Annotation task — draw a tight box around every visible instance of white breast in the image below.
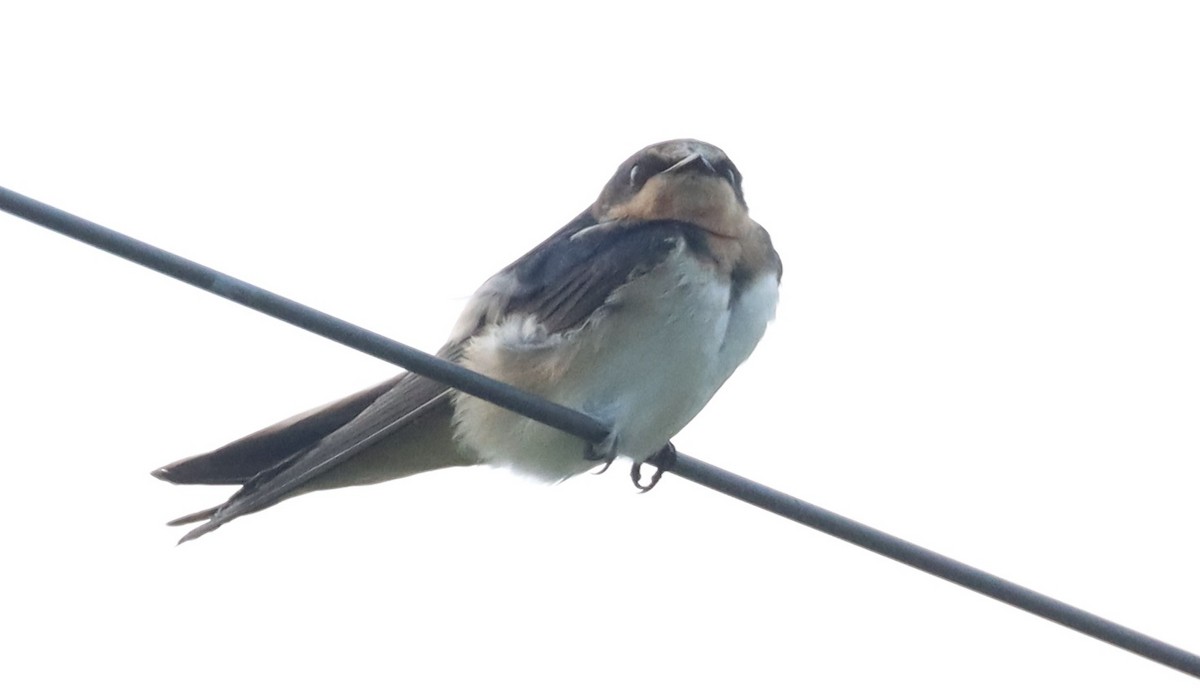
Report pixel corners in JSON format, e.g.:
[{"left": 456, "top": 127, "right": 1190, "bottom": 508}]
[{"left": 452, "top": 240, "right": 779, "bottom": 482}]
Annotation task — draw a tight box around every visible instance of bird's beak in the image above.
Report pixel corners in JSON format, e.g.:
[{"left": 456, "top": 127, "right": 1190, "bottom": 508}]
[{"left": 663, "top": 151, "right": 716, "bottom": 175}]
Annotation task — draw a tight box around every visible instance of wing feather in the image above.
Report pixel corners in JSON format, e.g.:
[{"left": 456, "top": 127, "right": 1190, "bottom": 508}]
[
  {"left": 175, "top": 371, "right": 455, "bottom": 542},
  {"left": 502, "top": 218, "right": 710, "bottom": 335},
  {"left": 152, "top": 376, "right": 400, "bottom": 485}
]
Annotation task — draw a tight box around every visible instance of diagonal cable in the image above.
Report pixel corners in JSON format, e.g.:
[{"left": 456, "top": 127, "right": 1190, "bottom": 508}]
[{"left": 2, "top": 184, "right": 1197, "bottom": 679}]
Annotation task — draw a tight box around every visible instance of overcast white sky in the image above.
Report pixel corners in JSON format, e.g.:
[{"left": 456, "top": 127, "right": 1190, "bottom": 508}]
[{"left": 2, "top": 2, "right": 1198, "bottom": 687}]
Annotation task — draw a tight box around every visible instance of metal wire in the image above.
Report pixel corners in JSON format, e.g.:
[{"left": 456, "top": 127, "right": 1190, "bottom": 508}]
[
  {"left": 3, "top": 184, "right": 1198, "bottom": 679},
  {"left": 0, "top": 186, "right": 610, "bottom": 446}
]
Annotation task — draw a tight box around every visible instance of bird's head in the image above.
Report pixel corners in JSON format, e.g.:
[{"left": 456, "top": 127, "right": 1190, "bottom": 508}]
[{"left": 592, "top": 139, "right": 751, "bottom": 239}]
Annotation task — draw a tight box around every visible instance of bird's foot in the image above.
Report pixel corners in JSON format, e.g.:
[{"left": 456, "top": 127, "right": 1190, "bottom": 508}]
[{"left": 631, "top": 442, "right": 677, "bottom": 492}]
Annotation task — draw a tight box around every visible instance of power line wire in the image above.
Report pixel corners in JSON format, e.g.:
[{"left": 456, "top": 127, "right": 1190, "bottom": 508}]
[{"left": 3, "top": 184, "right": 1197, "bottom": 679}]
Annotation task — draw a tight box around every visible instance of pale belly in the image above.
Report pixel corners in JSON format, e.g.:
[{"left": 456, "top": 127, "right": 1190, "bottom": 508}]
[{"left": 451, "top": 249, "right": 778, "bottom": 482}]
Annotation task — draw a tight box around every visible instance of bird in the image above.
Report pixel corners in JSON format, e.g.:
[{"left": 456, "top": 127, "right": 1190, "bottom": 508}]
[{"left": 153, "top": 139, "right": 782, "bottom": 543}]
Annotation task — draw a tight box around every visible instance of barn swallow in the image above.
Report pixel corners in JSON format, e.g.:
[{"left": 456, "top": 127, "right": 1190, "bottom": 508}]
[{"left": 153, "top": 139, "right": 782, "bottom": 543}]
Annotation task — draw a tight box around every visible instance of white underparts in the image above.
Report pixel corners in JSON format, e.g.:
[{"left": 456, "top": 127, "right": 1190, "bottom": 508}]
[{"left": 451, "top": 242, "right": 779, "bottom": 482}]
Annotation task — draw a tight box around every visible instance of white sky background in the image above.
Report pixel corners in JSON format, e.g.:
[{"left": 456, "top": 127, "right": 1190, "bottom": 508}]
[{"left": 2, "top": 2, "right": 1198, "bottom": 686}]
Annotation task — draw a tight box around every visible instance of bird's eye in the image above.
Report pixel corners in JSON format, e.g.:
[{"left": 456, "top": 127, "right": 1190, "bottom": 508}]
[
  {"left": 628, "top": 158, "right": 668, "bottom": 190},
  {"left": 725, "top": 168, "right": 737, "bottom": 188}
]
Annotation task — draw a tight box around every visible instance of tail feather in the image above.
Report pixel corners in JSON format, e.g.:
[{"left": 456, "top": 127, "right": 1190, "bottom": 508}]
[
  {"left": 177, "top": 519, "right": 224, "bottom": 545},
  {"left": 165, "top": 506, "right": 220, "bottom": 527},
  {"left": 158, "top": 374, "right": 476, "bottom": 542},
  {"left": 152, "top": 376, "right": 400, "bottom": 486}
]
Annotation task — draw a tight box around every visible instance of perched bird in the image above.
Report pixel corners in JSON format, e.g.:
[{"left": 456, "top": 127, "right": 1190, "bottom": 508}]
[{"left": 154, "top": 139, "right": 782, "bottom": 542}]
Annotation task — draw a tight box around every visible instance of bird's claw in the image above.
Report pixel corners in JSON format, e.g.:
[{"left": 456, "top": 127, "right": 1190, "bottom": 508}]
[
  {"left": 586, "top": 431, "right": 619, "bottom": 475},
  {"left": 631, "top": 442, "right": 677, "bottom": 492},
  {"left": 591, "top": 456, "right": 617, "bottom": 475}
]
